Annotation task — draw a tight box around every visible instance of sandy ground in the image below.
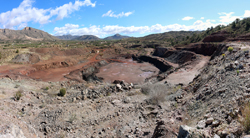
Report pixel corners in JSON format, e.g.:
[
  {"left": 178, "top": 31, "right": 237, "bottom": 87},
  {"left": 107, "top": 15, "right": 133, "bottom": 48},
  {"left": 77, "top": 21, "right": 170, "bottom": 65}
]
[
  {"left": 164, "top": 55, "right": 210, "bottom": 85},
  {"left": 96, "top": 59, "right": 159, "bottom": 84}
]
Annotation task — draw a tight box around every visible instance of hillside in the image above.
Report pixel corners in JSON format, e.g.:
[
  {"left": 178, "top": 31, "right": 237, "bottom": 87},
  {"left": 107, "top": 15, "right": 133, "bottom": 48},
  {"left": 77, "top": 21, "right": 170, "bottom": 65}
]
[
  {"left": 104, "top": 34, "right": 130, "bottom": 40},
  {"left": 73, "top": 35, "right": 101, "bottom": 41},
  {"left": 0, "top": 27, "right": 59, "bottom": 41},
  {"left": 55, "top": 35, "right": 80, "bottom": 40}
]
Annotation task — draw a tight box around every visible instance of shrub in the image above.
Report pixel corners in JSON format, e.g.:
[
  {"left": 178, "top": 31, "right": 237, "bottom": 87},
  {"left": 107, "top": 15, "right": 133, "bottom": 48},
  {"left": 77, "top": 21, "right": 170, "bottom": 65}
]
[
  {"left": 59, "top": 88, "right": 66, "bottom": 97},
  {"left": 69, "top": 114, "right": 77, "bottom": 123},
  {"left": 228, "top": 47, "right": 234, "bottom": 53},
  {"left": 45, "top": 87, "right": 49, "bottom": 90},
  {"left": 222, "top": 53, "right": 225, "bottom": 57},
  {"left": 15, "top": 90, "right": 23, "bottom": 100},
  {"left": 237, "top": 70, "right": 240, "bottom": 75},
  {"left": 16, "top": 49, "right": 19, "bottom": 53}
]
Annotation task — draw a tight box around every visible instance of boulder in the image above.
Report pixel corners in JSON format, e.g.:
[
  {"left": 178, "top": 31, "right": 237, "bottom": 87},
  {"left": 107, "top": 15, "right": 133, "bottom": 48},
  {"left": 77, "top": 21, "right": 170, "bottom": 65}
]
[
  {"left": 178, "top": 125, "right": 191, "bottom": 138},
  {"left": 152, "top": 120, "right": 177, "bottom": 138},
  {"left": 206, "top": 117, "right": 214, "bottom": 125},
  {"left": 197, "top": 120, "right": 206, "bottom": 129}
]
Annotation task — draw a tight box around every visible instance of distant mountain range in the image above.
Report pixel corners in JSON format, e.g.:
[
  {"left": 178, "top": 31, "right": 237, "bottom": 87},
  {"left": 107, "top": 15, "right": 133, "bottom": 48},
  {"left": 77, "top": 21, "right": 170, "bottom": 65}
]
[
  {"left": 103, "top": 34, "right": 130, "bottom": 40},
  {"left": 0, "top": 27, "right": 59, "bottom": 41},
  {"left": 74, "top": 35, "right": 101, "bottom": 41},
  {"left": 55, "top": 34, "right": 79, "bottom": 40},
  {"left": 0, "top": 27, "right": 201, "bottom": 42},
  {"left": 55, "top": 34, "right": 130, "bottom": 41}
]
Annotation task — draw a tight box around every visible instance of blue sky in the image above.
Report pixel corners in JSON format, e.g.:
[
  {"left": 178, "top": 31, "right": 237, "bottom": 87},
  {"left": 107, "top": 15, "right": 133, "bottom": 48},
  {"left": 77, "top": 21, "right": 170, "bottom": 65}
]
[{"left": 1, "top": 0, "right": 250, "bottom": 38}]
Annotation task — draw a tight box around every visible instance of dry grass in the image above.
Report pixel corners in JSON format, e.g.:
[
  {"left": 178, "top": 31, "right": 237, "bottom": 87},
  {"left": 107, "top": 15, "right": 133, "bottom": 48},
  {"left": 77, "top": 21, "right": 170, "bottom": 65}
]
[
  {"left": 241, "top": 103, "right": 250, "bottom": 133},
  {"left": 14, "top": 89, "right": 23, "bottom": 101},
  {"left": 141, "top": 83, "right": 170, "bottom": 105}
]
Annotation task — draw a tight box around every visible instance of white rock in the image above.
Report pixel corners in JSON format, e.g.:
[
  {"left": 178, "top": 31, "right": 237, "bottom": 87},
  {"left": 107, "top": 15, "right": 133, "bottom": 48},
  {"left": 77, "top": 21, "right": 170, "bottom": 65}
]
[
  {"left": 197, "top": 120, "right": 206, "bottom": 129},
  {"left": 214, "top": 134, "right": 220, "bottom": 138},
  {"left": 116, "top": 84, "right": 122, "bottom": 89},
  {"left": 206, "top": 117, "right": 213, "bottom": 125}
]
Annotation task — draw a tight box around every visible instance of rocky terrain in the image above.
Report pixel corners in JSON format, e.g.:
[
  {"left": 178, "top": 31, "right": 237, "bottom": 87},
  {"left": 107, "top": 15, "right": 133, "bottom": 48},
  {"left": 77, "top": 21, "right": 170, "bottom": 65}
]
[{"left": 1, "top": 19, "right": 250, "bottom": 138}]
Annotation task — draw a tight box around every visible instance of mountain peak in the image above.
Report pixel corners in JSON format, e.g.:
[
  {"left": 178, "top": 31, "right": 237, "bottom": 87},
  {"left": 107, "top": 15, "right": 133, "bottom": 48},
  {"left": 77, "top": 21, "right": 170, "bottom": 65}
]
[
  {"left": 22, "top": 27, "right": 33, "bottom": 31},
  {"left": 104, "top": 34, "right": 130, "bottom": 40},
  {"left": 114, "top": 34, "right": 121, "bottom": 36}
]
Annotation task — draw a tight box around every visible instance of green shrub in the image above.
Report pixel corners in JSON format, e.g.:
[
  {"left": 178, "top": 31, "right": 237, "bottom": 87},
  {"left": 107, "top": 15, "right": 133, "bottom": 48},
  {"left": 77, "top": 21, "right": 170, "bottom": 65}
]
[
  {"left": 237, "top": 70, "right": 240, "bottom": 75},
  {"left": 228, "top": 47, "right": 234, "bottom": 52},
  {"left": 45, "top": 87, "right": 49, "bottom": 90},
  {"left": 15, "top": 90, "right": 23, "bottom": 100},
  {"left": 59, "top": 88, "right": 66, "bottom": 97},
  {"left": 16, "top": 49, "right": 19, "bottom": 53}
]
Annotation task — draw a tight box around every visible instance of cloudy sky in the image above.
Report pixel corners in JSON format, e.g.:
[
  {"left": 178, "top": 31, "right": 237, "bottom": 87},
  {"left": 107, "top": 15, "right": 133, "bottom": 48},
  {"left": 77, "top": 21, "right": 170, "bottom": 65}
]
[{"left": 0, "top": 0, "right": 250, "bottom": 38}]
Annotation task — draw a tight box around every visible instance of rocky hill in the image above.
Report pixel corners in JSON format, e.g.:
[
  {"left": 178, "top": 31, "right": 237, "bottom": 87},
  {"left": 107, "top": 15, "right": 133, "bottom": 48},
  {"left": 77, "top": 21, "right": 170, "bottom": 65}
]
[
  {"left": 104, "top": 34, "right": 130, "bottom": 40},
  {"left": 0, "top": 27, "right": 59, "bottom": 41}
]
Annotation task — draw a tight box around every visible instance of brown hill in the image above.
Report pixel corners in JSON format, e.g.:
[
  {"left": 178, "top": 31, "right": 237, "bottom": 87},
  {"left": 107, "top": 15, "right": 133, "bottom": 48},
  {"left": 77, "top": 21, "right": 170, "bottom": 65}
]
[{"left": 0, "top": 27, "right": 59, "bottom": 41}]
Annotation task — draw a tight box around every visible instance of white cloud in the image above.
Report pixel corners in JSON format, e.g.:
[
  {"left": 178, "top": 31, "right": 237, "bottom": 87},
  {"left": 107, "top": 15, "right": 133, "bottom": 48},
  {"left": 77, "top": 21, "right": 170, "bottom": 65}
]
[
  {"left": 0, "top": 0, "right": 95, "bottom": 29},
  {"left": 182, "top": 16, "right": 194, "bottom": 21},
  {"left": 244, "top": 10, "right": 250, "bottom": 17},
  {"left": 53, "top": 19, "right": 222, "bottom": 37},
  {"left": 102, "top": 10, "right": 134, "bottom": 18},
  {"left": 218, "top": 12, "right": 241, "bottom": 23},
  {"left": 200, "top": 17, "right": 204, "bottom": 19}
]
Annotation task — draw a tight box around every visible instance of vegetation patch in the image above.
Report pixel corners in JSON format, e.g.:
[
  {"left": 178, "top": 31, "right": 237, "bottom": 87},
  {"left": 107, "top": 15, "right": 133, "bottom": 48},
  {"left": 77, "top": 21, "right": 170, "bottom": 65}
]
[
  {"left": 228, "top": 47, "right": 234, "bottom": 53},
  {"left": 58, "top": 88, "right": 66, "bottom": 97},
  {"left": 14, "top": 90, "right": 23, "bottom": 101}
]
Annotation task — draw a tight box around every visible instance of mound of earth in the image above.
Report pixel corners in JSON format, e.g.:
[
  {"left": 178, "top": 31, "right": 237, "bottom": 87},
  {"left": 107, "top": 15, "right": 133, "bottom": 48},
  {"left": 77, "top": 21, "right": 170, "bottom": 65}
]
[{"left": 12, "top": 53, "right": 40, "bottom": 64}]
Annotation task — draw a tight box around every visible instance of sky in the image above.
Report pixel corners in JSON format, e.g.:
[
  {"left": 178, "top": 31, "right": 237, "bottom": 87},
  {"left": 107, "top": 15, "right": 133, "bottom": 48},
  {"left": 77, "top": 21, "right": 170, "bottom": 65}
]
[{"left": 0, "top": 0, "right": 250, "bottom": 38}]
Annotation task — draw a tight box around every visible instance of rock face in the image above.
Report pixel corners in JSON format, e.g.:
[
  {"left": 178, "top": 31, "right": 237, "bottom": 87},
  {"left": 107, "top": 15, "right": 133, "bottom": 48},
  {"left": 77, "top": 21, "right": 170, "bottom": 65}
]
[
  {"left": 163, "top": 50, "right": 196, "bottom": 64},
  {"left": 132, "top": 55, "right": 172, "bottom": 72},
  {"left": 230, "top": 33, "right": 250, "bottom": 41},
  {"left": 81, "top": 60, "right": 108, "bottom": 82},
  {"left": 12, "top": 53, "right": 40, "bottom": 64},
  {"left": 202, "top": 31, "right": 229, "bottom": 42},
  {"left": 175, "top": 43, "right": 219, "bottom": 56}
]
